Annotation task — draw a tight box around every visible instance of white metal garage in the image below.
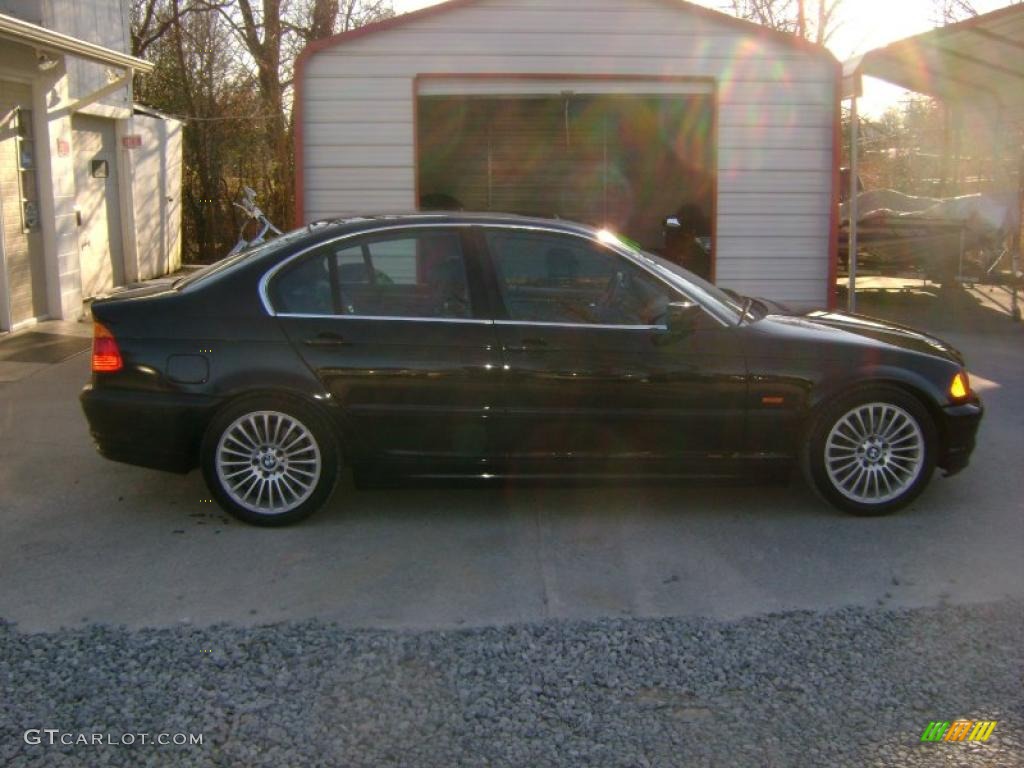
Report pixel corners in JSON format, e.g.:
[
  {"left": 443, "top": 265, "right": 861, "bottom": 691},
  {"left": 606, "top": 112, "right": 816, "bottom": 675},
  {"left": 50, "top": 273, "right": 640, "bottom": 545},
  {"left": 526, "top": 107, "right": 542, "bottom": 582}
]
[{"left": 296, "top": 0, "right": 840, "bottom": 308}]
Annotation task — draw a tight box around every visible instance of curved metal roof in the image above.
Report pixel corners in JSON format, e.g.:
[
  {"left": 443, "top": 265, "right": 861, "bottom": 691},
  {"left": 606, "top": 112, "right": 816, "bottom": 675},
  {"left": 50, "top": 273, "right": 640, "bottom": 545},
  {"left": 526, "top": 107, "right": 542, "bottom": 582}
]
[{"left": 843, "top": 3, "right": 1024, "bottom": 124}]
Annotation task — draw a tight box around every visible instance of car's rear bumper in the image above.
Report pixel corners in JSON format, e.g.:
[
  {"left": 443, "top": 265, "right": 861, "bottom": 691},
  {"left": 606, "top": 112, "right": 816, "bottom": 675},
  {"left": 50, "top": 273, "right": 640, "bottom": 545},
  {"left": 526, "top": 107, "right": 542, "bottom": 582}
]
[
  {"left": 939, "top": 400, "right": 983, "bottom": 476},
  {"left": 80, "top": 385, "right": 221, "bottom": 473}
]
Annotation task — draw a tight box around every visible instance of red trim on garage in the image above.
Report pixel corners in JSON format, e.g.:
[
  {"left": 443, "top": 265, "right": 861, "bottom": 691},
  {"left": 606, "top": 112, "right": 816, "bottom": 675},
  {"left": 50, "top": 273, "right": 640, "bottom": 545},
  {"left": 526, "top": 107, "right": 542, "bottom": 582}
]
[
  {"left": 411, "top": 77, "right": 421, "bottom": 210},
  {"left": 299, "top": 0, "right": 834, "bottom": 64},
  {"left": 827, "top": 59, "right": 842, "bottom": 311},
  {"left": 709, "top": 84, "right": 719, "bottom": 284},
  {"left": 294, "top": 45, "right": 307, "bottom": 226},
  {"left": 415, "top": 72, "right": 719, "bottom": 84}
]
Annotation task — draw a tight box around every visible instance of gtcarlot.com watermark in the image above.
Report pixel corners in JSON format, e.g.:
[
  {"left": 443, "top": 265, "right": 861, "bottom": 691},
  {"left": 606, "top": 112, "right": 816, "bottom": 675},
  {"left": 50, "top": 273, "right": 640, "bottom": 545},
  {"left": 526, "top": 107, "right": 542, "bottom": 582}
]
[{"left": 24, "top": 729, "right": 203, "bottom": 747}]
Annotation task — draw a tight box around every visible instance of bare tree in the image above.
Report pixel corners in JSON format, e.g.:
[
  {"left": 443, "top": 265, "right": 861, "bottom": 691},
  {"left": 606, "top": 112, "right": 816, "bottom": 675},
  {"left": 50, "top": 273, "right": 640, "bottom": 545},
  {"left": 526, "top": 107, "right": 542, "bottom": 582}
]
[
  {"left": 811, "top": 0, "right": 842, "bottom": 45},
  {"left": 934, "top": 0, "right": 979, "bottom": 23},
  {"left": 132, "top": 0, "right": 394, "bottom": 259},
  {"left": 724, "top": 0, "right": 843, "bottom": 44},
  {"left": 934, "top": 0, "right": 1022, "bottom": 24},
  {"left": 130, "top": 0, "right": 230, "bottom": 57},
  {"left": 192, "top": 0, "right": 393, "bottom": 228}
]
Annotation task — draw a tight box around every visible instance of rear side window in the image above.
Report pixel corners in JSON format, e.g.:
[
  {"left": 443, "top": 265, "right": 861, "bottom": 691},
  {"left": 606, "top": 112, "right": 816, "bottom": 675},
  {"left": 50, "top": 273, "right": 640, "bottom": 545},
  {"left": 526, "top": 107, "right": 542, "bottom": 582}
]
[
  {"left": 273, "top": 254, "right": 334, "bottom": 315},
  {"left": 272, "top": 231, "right": 472, "bottom": 319}
]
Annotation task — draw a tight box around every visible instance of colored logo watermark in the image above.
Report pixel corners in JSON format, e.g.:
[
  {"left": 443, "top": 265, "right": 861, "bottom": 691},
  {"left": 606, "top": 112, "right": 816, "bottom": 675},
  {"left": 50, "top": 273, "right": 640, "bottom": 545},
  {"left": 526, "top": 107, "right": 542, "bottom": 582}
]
[{"left": 921, "top": 720, "right": 997, "bottom": 742}]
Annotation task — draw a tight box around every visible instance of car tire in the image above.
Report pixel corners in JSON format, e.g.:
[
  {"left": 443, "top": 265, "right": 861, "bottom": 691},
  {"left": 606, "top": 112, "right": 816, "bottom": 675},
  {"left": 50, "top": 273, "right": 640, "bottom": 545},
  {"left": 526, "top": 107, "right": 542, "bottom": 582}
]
[
  {"left": 200, "top": 395, "right": 339, "bottom": 527},
  {"left": 802, "top": 386, "right": 937, "bottom": 516}
]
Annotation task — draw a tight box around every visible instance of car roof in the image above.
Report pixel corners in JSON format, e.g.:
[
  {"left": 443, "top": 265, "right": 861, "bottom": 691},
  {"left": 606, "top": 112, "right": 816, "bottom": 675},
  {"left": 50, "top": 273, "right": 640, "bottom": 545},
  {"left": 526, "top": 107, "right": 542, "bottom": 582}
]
[{"left": 304, "top": 212, "right": 601, "bottom": 239}]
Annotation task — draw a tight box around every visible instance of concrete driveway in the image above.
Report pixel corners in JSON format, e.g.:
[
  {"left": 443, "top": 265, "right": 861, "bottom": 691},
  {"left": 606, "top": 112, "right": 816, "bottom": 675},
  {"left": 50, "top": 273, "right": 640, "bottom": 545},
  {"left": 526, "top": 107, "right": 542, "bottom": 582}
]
[{"left": 1, "top": 305, "right": 1022, "bottom": 633}]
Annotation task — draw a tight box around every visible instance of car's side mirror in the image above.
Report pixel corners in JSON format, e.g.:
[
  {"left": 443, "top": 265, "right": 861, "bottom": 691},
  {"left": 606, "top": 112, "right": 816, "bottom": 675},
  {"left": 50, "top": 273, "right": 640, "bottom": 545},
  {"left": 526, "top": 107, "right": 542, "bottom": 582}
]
[
  {"left": 655, "top": 300, "right": 702, "bottom": 345},
  {"left": 667, "top": 300, "right": 702, "bottom": 328}
]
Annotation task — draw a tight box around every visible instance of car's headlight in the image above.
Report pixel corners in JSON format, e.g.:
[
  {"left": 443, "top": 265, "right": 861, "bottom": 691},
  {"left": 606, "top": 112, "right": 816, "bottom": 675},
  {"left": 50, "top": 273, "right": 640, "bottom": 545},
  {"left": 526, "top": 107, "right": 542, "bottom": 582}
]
[{"left": 949, "top": 370, "right": 971, "bottom": 401}]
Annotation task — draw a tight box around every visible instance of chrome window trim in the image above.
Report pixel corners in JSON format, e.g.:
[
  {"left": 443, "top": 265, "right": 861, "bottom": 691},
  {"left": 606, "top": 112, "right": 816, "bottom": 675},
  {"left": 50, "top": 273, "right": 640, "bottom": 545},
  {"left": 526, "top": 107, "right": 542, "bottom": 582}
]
[
  {"left": 495, "top": 320, "right": 666, "bottom": 332},
  {"left": 258, "top": 221, "right": 729, "bottom": 328},
  {"left": 275, "top": 313, "right": 493, "bottom": 325},
  {"left": 259, "top": 223, "right": 476, "bottom": 317}
]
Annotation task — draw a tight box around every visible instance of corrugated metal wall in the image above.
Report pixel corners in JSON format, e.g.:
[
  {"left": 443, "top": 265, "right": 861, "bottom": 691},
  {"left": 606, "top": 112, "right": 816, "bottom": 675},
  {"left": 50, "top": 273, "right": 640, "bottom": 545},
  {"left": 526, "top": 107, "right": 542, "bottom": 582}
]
[{"left": 300, "top": 0, "right": 837, "bottom": 307}]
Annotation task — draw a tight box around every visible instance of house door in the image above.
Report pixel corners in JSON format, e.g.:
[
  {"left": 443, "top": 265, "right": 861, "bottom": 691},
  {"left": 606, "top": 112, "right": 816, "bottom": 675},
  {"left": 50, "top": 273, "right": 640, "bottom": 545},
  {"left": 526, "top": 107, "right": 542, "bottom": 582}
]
[
  {"left": 0, "top": 83, "right": 47, "bottom": 329},
  {"left": 73, "top": 115, "right": 124, "bottom": 298},
  {"left": 163, "top": 119, "right": 183, "bottom": 271}
]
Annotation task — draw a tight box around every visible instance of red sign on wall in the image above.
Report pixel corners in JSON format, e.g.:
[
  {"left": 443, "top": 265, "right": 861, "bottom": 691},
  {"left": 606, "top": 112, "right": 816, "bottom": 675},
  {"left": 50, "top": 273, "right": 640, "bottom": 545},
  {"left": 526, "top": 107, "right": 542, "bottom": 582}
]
[
  {"left": 121, "top": 135, "right": 142, "bottom": 149},
  {"left": 56, "top": 138, "right": 70, "bottom": 157}
]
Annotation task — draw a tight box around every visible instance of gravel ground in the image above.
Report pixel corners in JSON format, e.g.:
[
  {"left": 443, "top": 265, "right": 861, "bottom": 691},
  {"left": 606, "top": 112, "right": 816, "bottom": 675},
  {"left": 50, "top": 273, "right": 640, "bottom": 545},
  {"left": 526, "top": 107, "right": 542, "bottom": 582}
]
[{"left": 1, "top": 601, "right": 1021, "bottom": 767}]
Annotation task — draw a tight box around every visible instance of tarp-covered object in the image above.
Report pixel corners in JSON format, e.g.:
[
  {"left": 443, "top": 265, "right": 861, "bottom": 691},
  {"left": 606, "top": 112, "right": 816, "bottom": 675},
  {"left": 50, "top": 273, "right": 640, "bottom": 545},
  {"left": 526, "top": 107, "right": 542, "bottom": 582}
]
[
  {"left": 840, "top": 190, "right": 1020, "bottom": 244},
  {"left": 842, "top": 4, "right": 1022, "bottom": 316}
]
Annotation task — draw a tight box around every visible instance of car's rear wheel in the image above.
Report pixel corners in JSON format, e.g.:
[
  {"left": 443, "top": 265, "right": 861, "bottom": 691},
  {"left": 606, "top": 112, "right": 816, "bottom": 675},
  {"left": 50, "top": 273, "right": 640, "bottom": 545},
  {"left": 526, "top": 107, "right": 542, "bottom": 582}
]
[
  {"left": 201, "top": 396, "right": 338, "bottom": 526},
  {"left": 803, "top": 387, "right": 937, "bottom": 516}
]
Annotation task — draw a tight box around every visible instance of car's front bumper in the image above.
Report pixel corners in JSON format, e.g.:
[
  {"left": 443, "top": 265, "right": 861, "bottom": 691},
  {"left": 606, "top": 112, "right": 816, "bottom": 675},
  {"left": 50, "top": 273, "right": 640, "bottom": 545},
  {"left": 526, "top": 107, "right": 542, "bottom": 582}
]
[
  {"left": 939, "top": 400, "right": 983, "bottom": 476},
  {"left": 80, "top": 385, "right": 221, "bottom": 473}
]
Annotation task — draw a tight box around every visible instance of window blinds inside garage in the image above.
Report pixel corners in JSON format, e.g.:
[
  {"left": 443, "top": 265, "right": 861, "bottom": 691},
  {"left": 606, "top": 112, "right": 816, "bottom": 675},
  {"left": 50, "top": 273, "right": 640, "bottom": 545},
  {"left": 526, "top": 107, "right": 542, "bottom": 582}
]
[{"left": 416, "top": 91, "right": 714, "bottom": 252}]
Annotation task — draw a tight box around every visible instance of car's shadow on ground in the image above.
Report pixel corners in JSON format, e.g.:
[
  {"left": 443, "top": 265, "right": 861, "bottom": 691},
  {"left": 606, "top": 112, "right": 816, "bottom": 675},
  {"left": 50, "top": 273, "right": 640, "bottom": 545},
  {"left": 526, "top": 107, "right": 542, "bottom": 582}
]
[
  {"left": 320, "top": 471, "right": 845, "bottom": 526},
  {"left": 129, "top": 460, "right": 969, "bottom": 534}
]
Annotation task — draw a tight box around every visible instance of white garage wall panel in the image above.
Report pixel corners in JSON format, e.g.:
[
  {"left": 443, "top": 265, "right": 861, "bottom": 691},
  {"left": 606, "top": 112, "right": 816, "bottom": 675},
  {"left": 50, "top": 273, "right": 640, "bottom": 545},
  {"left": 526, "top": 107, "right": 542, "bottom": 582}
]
[{"left": 300, "top": 0, "right": 838, "bottom": 307}]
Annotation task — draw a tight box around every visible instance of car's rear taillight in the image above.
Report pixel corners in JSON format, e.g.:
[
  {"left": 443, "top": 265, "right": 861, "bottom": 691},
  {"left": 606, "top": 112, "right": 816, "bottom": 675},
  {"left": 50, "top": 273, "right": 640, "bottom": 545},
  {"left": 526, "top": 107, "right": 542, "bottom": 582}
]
[{"left": 92, "top": 322, "right": 123, "bottom": 373}]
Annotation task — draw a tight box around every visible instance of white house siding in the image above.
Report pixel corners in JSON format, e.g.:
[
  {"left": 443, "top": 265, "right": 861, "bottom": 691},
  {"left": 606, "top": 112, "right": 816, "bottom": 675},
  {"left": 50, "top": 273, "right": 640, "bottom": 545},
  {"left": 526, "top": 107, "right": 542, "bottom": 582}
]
[{"left": 300, "top": 0, "right": 838, "bottom": 307}]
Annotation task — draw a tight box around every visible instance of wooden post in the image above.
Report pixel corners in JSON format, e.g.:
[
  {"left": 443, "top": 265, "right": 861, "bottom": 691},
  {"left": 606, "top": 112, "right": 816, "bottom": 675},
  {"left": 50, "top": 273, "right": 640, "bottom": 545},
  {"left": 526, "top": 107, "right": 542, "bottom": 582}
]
[{"left": 941, "top": 104, "right": 952, "bottom": 196}]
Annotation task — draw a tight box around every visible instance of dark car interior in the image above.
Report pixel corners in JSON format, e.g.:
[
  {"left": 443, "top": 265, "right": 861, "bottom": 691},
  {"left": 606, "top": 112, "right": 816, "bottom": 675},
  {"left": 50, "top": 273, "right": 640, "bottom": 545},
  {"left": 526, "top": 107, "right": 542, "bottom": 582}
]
[
  {"left": 487, "top": 232, "right": 671, "bottom": 326},
  {"left": 273, "top": 232, "right": 472, "bottom": 319},
  {"left": 271, "top": 229, "right": 671, "bottom": 326}
]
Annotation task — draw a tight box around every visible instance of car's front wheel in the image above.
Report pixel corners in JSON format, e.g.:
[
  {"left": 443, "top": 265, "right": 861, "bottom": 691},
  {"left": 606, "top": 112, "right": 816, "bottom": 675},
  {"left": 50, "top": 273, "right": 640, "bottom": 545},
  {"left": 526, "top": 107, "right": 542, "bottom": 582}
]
[
  {"left": 201, "top": 395, "right": 339, "bottom": 526},
  {"left": 803, "top": 387, "right": 937, "bottom": 516}
]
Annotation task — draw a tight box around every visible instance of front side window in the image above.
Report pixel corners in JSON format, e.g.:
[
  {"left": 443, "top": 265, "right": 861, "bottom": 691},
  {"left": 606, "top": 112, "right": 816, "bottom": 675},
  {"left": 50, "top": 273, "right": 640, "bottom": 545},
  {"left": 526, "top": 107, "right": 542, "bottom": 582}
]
[
  {"left": 272, "top": 231, "right": 472, "bottom": 319},
  {"left": 486, "top": 230, "right": 672, "bottom": 326}
]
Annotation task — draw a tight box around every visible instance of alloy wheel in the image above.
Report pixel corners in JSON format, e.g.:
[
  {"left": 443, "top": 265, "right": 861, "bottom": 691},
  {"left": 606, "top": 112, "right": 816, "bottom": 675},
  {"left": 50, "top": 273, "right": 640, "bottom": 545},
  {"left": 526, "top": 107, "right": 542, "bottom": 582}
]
[
  {"left": 215, "top": 410, "right": 322, "bottom": 515},
  {"left": 824, "top": 402, "right": 925, "bottom": 505}
]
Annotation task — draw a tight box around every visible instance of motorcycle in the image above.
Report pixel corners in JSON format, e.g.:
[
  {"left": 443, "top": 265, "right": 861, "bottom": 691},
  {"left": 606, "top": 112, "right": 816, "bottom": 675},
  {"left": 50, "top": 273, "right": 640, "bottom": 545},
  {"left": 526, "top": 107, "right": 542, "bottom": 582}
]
[{"left": 227, "top": 186, "right": 283, "bottom": 256}]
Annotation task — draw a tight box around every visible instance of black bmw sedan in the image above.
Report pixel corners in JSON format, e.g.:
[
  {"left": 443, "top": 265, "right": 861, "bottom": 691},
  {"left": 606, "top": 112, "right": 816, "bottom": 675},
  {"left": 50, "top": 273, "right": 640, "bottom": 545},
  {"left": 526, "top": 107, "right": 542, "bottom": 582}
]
[{"left": 81, "top": 214, "right": 982, "bottom": 526}]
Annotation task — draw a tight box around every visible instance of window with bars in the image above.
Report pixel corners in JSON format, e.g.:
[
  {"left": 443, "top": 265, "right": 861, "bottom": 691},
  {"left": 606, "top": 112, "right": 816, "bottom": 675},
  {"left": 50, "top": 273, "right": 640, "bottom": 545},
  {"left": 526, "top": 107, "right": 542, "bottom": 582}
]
[{"left": 14, "top": 108, "right": 39, "bottom": 233}]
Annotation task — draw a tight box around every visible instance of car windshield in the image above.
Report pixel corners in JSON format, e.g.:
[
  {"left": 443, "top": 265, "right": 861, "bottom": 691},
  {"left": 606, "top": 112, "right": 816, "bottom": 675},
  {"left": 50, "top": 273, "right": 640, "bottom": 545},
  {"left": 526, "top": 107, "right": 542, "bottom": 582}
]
[{"left": 601, "top": 232, "right": 747, "bottom": 323}]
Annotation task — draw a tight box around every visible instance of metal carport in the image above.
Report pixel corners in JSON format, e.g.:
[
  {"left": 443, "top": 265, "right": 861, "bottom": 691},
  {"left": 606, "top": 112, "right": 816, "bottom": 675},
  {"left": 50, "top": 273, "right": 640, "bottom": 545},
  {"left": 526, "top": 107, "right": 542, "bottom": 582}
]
[{"left": 842, "top": 3, "right": 1024, "bottom": 320}]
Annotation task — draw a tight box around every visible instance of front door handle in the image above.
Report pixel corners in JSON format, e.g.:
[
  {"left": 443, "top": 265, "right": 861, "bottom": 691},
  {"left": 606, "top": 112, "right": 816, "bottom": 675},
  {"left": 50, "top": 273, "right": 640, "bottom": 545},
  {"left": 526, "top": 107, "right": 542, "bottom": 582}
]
[{"left": 304, "top": 332, "right": 348, "bottom": 348}]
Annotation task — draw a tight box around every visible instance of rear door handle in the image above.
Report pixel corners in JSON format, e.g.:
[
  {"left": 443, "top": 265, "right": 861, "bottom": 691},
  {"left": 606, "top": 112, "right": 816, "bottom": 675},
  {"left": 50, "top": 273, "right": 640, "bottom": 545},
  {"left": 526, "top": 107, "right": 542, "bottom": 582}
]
[
  {"left": 304, "top": 332, "right": 348, "bottom": 348},
  {"left": 507, "top": 337, "right": 548, "bottom": 352}
]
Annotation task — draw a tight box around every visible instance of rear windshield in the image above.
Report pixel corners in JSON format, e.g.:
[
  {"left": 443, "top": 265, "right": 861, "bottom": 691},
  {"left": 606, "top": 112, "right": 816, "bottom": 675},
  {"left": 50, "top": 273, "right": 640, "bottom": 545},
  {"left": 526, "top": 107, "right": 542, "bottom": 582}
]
[{"left": 173, "top": 229, "right": 311, "bottom": 290}]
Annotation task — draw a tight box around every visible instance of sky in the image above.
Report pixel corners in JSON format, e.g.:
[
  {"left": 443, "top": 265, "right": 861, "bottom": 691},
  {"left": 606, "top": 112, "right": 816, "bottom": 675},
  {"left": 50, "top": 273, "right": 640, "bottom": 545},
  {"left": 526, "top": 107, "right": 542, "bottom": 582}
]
[{"left": 390, "top": 0, "right": 1014, "bottom": 116}]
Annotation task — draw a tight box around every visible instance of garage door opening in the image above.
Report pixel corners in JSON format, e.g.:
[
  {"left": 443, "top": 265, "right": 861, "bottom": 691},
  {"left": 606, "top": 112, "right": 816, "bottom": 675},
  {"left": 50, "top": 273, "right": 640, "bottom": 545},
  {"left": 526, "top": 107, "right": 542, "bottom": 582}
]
[{"left": 416, "top": 86, "right": 715, "bottom": 278}]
